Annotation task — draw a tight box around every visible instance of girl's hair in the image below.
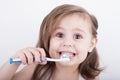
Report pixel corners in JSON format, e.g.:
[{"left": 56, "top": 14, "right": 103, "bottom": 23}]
[{"left": 32, "top": 4, "right": 102, "bottom": 80}]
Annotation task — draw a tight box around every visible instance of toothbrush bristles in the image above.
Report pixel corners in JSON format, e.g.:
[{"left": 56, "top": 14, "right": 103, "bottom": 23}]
[{"left": 60, "top": 54, "right": 70, "bottom": 62}]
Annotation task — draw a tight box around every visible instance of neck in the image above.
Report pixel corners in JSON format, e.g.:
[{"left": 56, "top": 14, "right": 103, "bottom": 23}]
[{"left": 51, "top": 64, "right": 79, "bottom": 80}]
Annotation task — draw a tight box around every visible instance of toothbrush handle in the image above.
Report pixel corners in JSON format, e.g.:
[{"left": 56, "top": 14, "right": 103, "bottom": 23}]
[
  {"left": 10, "top": 58, "right": 22, "bottom": 64},
  {"left": 9, "top": 58, "right": 46, "bottom": 64}
]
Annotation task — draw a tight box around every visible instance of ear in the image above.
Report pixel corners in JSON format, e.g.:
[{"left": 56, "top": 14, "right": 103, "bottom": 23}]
[{"left": 88, "top": 38, "right": 98, "bottom": 52}]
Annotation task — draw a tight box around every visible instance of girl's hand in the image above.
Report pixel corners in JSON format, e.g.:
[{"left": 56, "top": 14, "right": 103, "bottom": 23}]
[{"left": 12, "top": 47, "right": 47, "bottom": 65}]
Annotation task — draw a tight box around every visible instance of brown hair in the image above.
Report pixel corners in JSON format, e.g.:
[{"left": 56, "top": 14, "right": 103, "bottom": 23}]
[{"left": 32, "top": 4, "right": 102, "bottom": 80}]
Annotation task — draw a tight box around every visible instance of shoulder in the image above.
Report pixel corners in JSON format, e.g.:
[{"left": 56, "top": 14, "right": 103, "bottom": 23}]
[
  {"left": 93, "top": 76, "right": 99, "bottom": 80},
  {"left": 88, "top": 76, "right": 99, "bottom": 80},
  {"left": 12, "top": 64, "right": 37, "bottom": 80}
]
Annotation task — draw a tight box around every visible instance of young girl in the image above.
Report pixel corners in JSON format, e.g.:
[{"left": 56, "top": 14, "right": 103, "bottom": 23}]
[{"left": 0, "top": 4, "right": 102, "bottom": 80}]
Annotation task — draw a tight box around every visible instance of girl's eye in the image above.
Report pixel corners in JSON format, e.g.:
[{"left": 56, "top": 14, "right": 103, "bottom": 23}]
[
  {"left": 74, "top": 34, "right": 82, "bottom": 39},
  {"left": 56, "top": 33, "right": 64, "bottom": 38}
]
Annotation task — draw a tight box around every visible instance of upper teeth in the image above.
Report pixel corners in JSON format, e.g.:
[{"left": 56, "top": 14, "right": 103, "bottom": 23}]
[
  {"left": 60, "top": 52, "right": 75, "bottom": 56},
  {"left": 61, "top": 54, "right": 69, "bottom": 58}
]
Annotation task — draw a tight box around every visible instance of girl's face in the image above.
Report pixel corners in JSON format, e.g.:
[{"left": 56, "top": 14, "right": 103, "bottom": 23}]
[{"left": 49, "top": 14, "right": 97, "bottom": 66}]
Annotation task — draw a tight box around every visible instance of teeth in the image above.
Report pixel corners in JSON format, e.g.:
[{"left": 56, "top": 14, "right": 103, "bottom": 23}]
[
  {"left": 59, "top": 52, "right": 76, "bottom": 57},
  {"left": 60, "top": 54, "right": 69, "bottom": 58}
]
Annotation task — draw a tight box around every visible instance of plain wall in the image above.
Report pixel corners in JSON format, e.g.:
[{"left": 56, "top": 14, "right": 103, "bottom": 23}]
[{"left": 0, "top": 0, "right": 120, "bottom": 80}]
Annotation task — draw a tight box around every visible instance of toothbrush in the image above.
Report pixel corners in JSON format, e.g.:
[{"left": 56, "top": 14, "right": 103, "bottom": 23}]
[{"left": 10, "top": 54, "right": 70, "bottom": 64}]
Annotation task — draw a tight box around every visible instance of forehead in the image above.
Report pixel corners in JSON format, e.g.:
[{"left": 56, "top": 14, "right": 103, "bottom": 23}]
[{"left": 56, "top": 13, "right": 92, "bottom": 33}]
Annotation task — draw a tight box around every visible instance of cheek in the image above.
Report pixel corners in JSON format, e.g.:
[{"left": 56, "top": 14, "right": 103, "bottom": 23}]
[
  {"left": 78, "top": 40, "right": 92, "bottom": 51},
  {"left": 82, "top": 53, "right": 88, "bottom": 62},
  {"left": 77, "top": 49, "right": 88, "bottom": 63},
  {"left": 49, "top": 39, "right": 60, "bottom": 57},
  {"left": 76, "top": 43, "right": 90, "bottom": 63},
  {"left": 49, "top": 40, "right": 54, "bottom": 57}
]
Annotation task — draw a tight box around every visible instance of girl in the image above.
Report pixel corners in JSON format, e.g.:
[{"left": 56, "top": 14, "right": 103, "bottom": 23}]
[{"left": 0, "top": 4, "right": 102, "bottom": 80}]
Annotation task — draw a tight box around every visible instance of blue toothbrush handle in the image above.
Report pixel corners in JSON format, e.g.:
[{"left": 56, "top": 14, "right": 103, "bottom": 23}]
[
  {"left": 10, "top": 58, "right": 22, "bottom": 64},
  {"left": 9, "top": 58, "right": 46, "bottom": 64}
]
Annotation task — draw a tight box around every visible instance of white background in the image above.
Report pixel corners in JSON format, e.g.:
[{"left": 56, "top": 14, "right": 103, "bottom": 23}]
[{"left": 0, "top": 0, "right": 120, "bottom": 80}]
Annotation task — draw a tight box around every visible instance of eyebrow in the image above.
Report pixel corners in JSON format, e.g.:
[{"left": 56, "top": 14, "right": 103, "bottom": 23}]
[
  {"left": 73, "top": 28, "right": 87, "bottom": 34},
  {"left": 56, "top": 26, "right": 87, "bottom": 34}
]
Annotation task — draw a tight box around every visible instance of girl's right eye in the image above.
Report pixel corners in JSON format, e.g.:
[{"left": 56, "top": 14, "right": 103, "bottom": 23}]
[{"left": 56, "top": 32, "right": 64, "bottom": 38}]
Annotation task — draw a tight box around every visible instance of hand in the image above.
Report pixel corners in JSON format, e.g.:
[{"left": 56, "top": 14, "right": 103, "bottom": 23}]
[{"left": 12, "top": 47, "right": 47, "bottom": 65}]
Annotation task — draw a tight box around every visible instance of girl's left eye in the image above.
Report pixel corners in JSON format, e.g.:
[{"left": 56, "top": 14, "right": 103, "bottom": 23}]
[{"left": 74, "top": 34, "right": 82, "bottom": 39}]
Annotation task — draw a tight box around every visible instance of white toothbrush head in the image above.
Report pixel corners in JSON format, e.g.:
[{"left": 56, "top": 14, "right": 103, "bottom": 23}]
[{"left": 60, "top": 54, "right": 70, "bottom": 62}]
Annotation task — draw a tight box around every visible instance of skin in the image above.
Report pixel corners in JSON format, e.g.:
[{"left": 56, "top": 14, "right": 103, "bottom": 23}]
[{"left": 0, "top": 14, "right": 97, "bottom": 80}]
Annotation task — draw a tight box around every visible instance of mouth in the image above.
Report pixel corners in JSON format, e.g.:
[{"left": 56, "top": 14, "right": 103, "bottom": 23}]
[{"left": 59, "top": 51, "right": 76, "bottom": 58}]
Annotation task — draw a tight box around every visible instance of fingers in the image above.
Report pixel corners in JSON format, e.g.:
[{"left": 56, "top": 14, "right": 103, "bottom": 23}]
[
  {"left": 36, "top": 48, "right": 47, "bottom": 65},
  {"left": 36, "top": 48, "right": 46, "bottom": 60},
  {"left": 13, "top": 47, "right": 47, "bottom": 65},
  {"left": 23, "top": 48, "right": 34, "bottom": 64},
  {"left": 27, "top": 48, "right": 40, "bottom": 63}
]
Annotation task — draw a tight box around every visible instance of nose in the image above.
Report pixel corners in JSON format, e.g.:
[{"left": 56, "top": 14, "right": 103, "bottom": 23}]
[{"left": 62, "top": 37, "right": 74, "bottom": 47}]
